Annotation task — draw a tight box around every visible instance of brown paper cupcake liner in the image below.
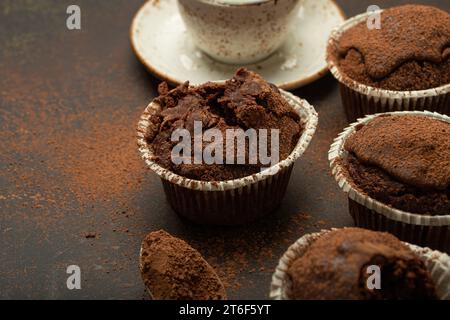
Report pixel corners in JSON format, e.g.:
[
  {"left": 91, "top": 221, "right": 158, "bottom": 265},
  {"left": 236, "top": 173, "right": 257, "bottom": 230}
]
[
  {"left": 327, "top": 11, "right": 450, "bottom": 123},
  {"left": 348, "top": 199, "right": 450, "bottom": 252},
  {"left": 328, "top": 110, "right": 450, "bottom": 252},
  {"left": 137, "top": 89, "right": 318, "bottom": 225},
  {"left": 270, "top": 228, "right": 450, "bottom": 300}
]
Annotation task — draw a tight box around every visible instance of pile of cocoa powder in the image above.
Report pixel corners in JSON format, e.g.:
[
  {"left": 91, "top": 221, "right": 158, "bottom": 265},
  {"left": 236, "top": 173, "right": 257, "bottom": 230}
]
[{"left": 140, "top": 230, "right": 226, "bottom": 300}]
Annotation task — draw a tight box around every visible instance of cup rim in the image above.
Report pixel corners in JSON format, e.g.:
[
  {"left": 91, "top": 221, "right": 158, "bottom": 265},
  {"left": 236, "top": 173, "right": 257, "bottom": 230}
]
[
  {"left": 326, "top": 10, "right": 450, "bottom": 98},
  {"left": 193, "top": 0, "right": 274, "bottom": 7},
  {"left": 328, "top": 110, "right": 450, "bottom": 226},
  {"left": 137, "top": 85, "right": 318, "bottom": 192}
]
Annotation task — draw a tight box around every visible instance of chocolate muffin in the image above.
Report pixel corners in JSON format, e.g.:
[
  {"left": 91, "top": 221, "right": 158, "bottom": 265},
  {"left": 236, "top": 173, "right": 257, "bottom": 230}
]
[
  {"left": 287, "top": 228, "right": 437, "bottom": 300},
  {"left": 341, "top": 115, "right": 450, "bottom": 216},
  {"left": 144, "top": 68, "right": 302, "bottom": 181},
  {"left": 330, "top": 5, "right": 450, "bottom": 91}
]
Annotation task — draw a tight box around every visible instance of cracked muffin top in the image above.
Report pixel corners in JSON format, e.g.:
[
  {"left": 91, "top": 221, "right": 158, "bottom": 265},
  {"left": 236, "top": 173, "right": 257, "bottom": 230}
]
[{"left": 144, "top": 68, "right": 302, "bottom": 181}]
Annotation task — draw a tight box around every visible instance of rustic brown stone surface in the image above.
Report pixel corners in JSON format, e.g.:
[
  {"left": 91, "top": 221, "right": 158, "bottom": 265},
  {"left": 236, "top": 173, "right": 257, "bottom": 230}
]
[{"left": 0, "top": 0, "right": 448, "bottom": 299}]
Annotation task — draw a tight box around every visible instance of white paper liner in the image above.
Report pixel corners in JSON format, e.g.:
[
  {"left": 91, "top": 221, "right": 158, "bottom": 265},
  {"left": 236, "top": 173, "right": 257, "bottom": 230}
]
[
  {"left": 328, "top": 110, "right": 450, "bottom": 227},
  {"left": 270, "top": 228, "right": 450, "bottom": 300},
  {"left": 326, "top": 11, "right": 450, "bottom": 105},
  {"left": 137, "top": 87, "right": 318, "bottom": 191}
]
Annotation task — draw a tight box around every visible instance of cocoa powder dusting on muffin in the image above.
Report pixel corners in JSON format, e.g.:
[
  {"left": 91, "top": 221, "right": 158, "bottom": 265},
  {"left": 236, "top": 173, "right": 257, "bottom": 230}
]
[
  {"left": 331, "top": 5, "right": 450, "bottom": 91},
  {"left": 288, "top": 228, "right": 437, "bottom": 300},
  {"left": 139, "top": 230, "right": 227, "bottom": 300},
  {"left": 342, "top": 115, "right": 450, "bottom": 215},
  {"left": 345, "top": 115, "right": 450, "bottom": 189}
]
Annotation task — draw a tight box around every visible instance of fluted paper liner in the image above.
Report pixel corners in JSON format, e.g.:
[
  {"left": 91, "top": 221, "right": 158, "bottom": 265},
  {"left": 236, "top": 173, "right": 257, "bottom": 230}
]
[
  {"left": 329, "top": 111, "right": 450, "bottom": 251},
  {"left": 270, "top": 228, "right": 450, "bottom": 300},
  {"left": 137, "top": 88, "right": 318, "bottom": 225},
  {"left": 327, "top": 11, "right": 450, "bottom": 122}
]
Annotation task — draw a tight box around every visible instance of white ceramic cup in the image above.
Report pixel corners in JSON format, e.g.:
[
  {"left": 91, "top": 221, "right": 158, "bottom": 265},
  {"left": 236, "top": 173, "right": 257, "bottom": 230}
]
[{"left": 177, "top": 0, "right": 302, "bottom": 65}]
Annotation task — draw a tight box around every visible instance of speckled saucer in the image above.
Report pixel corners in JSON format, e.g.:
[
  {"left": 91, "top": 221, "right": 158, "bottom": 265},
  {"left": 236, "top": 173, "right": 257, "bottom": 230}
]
[{"left": 130, "top": 0, "right": 346, "bottom": 90}]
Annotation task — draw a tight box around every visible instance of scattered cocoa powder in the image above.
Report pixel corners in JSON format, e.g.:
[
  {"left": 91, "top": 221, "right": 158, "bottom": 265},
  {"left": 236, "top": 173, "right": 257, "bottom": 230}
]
[
  {"left": 0, "top": 74, "right": 148, "bottom": 234},
  {"left": 189, "top": 211, "right": 329, "bottom": 291},
  {"left": 0, "top": 55, "right": 337, "bottom": 298},
  {"left": 0, "top": 78, "right": 333, "bottom": 295},
  {"left": 0, "top": 0, "right": 348, "bottom": 299}
]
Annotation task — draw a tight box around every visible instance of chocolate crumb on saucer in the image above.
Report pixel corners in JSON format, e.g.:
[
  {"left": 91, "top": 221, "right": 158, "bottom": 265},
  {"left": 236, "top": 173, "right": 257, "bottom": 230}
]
[
  {"left": 331, "top": 5, "right": 450, "bottom": 91},
  {"left": 287, "top": 228, "right": 437, "bottom": 300},
  {"left": 139, "top": 230, "right": 227, "bottom": 300},
  {"left": 342, "top": 115, "right": 450, "bottom": 216}
]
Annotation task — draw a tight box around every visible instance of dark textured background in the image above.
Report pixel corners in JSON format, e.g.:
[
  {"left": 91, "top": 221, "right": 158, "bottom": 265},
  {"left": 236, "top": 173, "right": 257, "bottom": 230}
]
[{"left": 0, "top": 0, "right": 448, "bottom": 300}]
